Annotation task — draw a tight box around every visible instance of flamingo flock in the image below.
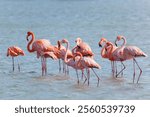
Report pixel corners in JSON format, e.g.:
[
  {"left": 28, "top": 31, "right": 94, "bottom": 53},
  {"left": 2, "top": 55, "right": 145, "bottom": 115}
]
[{"left": 6, "top": 31, "right": 147, "bottom": 86}]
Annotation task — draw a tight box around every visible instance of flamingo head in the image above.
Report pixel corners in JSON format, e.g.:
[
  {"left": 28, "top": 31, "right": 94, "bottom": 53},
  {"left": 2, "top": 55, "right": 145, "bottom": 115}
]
[
  {"left": 75, "top": 37, "right": 82, "bottom": 46},
  {"left": 61, "top": 39, "right": 68, "bottom": 43},
  {"left": 26, "top": 31, "right": 33, "bottom": 41},
  {"left": 115, "top": 35, "right": 124, "bottom": 46},
  {"left": 99, "top": 37, "right": 107, "bottom": 47},
  {"left": 116, "top": 35, "right": 124, "bottom": 41}
]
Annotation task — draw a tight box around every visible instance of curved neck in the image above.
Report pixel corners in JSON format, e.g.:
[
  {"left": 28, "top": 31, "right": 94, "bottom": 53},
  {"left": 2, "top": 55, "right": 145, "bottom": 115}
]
[
  {"left": 107, "top": 43, "right": 114, "bottom": 55},
  {"left": 64, "top": 41, "right": 70, "bottom": 63},
  {"left": 121, "top": 37, "right": 126, "bottom": 47},
  {"left": 27, "top": 32, "right": 35, "bottom": 52},
  {"left": 101, "top": 47, "right": 107, "bottom": 58}
]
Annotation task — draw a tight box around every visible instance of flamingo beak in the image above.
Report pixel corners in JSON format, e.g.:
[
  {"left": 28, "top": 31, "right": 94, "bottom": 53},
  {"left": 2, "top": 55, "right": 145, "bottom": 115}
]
[
  {"left": 26, "top": 35, "right": 29, "bottom": 41},
  {"left": 115, "top": 39, "right": 118, "bottom": 46},
  {"left": 98, "top": 42, "right": 102, "bottom": 47}
]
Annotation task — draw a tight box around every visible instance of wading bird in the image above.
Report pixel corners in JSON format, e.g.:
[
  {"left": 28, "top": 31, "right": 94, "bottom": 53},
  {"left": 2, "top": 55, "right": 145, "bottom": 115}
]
[
  {"left": 26, "top": 31, "right": 59, "bottom": 76},
  {"left": 62, "top": 39, "right": 101, "bottom": 86},
  {"left": 7, "top": 46, "right": 25, "bottom": 71},
  {"left": 114, "top": 35, "right": 147, "bottom": 83}
]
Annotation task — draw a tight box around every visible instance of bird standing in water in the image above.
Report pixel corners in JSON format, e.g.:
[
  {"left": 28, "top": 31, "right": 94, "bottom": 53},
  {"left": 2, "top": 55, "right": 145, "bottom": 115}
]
[{"left": 7, "top": 46, "right": 25, "bottom": 71}]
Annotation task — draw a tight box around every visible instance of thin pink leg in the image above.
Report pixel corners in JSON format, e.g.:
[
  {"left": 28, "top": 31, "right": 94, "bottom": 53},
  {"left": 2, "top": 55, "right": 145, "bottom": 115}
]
[
  {"left": 133, "top": 59, "right": 136, "bottom": 83},
  {"left": 91, "top": 68, "right": 100, "bottom": 87},
  {"left": 133, "top": 58, "right": 142, "bottom": 84},
  {"left": 116, "top": 62, "right": 126, "bottom": 77},
  {"left": 41, "top": 57, "right": 44, "bottom": 76}
]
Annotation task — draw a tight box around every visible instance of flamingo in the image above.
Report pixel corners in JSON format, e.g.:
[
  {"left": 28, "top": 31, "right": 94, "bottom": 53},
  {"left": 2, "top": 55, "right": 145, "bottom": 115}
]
[
  {"left": 62, "top": 39, "right": 101, "bottom": 86},
  {"left": 114, "top": 35, "right": 147, "bottom": 83},
  {"left": 7, "top": 46, "right": 25, "bottom": 71},
  {"left": 72, "top": 37, "right": 94, "bottom": 78},
  {"left": 78, "top": 52, "right": 101, "bottom": 86},
  {"left": 98, "top": 38, "right": 118, "bottom": 76},
  {"left": 26, "top": 31, "right": 58, "bottom": 76},
  {"left": 59, "top": 39, "right": 87, "bottom": 84},
  {"left": 57, "top": 40, "right": 73, "bottom": 74},
  {"left": 72, "top": 37, "right": 94, "bottom": 57}
]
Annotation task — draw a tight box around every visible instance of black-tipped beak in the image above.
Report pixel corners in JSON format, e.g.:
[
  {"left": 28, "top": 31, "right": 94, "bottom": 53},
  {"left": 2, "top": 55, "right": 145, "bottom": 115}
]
[
  {"left": 115, "top": 43, "right": 118, "bottom": 46},
  {"left": 99, "top": 43, "right": 102, "bottom": 47},
  {"left": 26, "top": 35, "right": 29, "bottom": 41}
]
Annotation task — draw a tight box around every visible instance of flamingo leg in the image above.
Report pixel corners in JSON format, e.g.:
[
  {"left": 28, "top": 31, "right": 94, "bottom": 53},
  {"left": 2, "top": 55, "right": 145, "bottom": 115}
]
[
  {"left": 17, "top": 58, "right": 20, "bottom": 72},
  {"left": 41, "top": 57, "right": 44, "bottom": 76},
  {"left": 45, "top": 58, "right": 47, "bottom": 75},
  {"left": 116, "top": 61, "right": 126, "bottom": 78},
  {"left": 63, "top": 61, "right": 65, "bottom": 73},
  {"left": 133, "top": 58, "right": 142, "bottom": 84},
  {"left": 111, "top": 61, "right": 113, "bottom": 73},
  {"left": 12, "top": 57, "right": 15, "bottom": 72},
  {"left": 121, "top": 62, "right": 123, "bottom": 77},
  {"left": 115, "top": 61, "right": 118, "bottom": 76},
  {"left": 112, "top": 61, "right": 115, "bottom": 77},
  {"left": 81, "top": 69, "right": 84, "bottom": 80},
  {"left": 76, "top": 69, "right": 79, "bottom": 84},
  {"left": 82, "top": 70, "right": 88, "bottom": 82},
  {"left": 67, "top": 65, "right": 69, "bottom": 75},
  {"left": 83, "top": 69, "right": 88, "bottom": 84},
  {"left": 59, "top": 59, "right": 61, "bottom": 73},
  {"left": 91, "top": 68, "right": 100, "bottom": 87},
  {"left": 87, "top": 69, "right": 90, "bottom": 86},
  {"left": 133, "top": 59, "right": 136, "bottom": 83}
]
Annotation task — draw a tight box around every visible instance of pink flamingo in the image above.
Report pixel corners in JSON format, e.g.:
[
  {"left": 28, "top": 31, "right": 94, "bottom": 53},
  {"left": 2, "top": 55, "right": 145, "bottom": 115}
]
[
  {"left": 113, "top": 35, "right": 147, "bottom": 83},
  {"left": 26, "top": 31, "right": 58, "bottom": 76},
  {"left": 98, "top": 38, "right": 118, "bottom": 76},
  {"left": 62, "top": 39, "right": 101, "bottom": 86},
  {"left": 72, "top": 37, "right": 94, "bottom": 57},
  {"left": 59, "top": 39, "right": 86, "bottom": 84},
  {"left": 7, "top": 46, "right": 25, "bottom": 71},
  {"left": 57, "top": 40, "right": 73, "bottom": 74},
  {"left": 72, "top": 37, "right": 94, "bottom": 78},
  {"left": 78, "top": 53, "right": 101, "bottom": 86}
]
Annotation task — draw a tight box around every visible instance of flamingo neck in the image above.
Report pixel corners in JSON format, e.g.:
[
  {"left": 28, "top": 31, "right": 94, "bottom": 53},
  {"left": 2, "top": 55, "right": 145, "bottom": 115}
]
[
  {"left": 101, "top": 47, "right": 107, "bottom": 58},
  {"left": 108, "top": 43, "right": 114, "bottom": 55},
  {"left": 64, "top": 41, "right": 69, "bottom": 63},
  {"left": 27, "top": 32, "right": 35, "bottom": 53},
  {"left": 121, "top": 37, "right": 126, "bottom": 47}
]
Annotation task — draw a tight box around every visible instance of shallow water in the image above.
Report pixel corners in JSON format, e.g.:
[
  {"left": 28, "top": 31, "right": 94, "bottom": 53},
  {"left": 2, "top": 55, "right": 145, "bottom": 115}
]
[{"left": 0, "top": 0, "right": 150, "bottom": 99}]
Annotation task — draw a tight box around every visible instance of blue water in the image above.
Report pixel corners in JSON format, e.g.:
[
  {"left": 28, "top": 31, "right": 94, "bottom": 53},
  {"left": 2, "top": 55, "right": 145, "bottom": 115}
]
[{"left": 0, "top": 0, "right": 150, "bottom": 99}]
